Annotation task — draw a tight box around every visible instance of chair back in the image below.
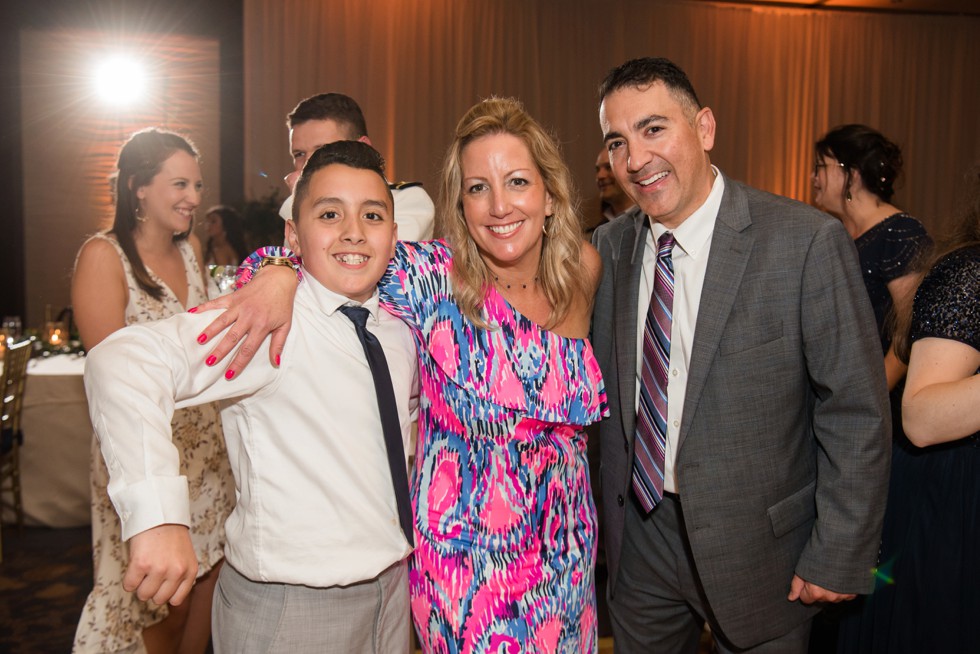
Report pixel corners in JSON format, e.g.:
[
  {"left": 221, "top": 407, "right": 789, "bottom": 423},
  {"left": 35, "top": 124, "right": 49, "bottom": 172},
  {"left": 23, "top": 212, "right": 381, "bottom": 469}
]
[{"left": 1, "top": 338, "right": 34, "bottom": 445}]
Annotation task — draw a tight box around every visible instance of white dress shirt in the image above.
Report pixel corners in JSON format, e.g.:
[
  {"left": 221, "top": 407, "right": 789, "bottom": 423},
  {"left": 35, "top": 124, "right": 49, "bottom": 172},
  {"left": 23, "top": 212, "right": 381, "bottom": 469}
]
[
  {"left": 635, "top": 168, "right": 725, "bottom": 493},
  {"left": 279, "top": 185, "right": 435, "bottom": 241},
  {"left": 85, "top": 275, "right": 419, "bottom": 587}
]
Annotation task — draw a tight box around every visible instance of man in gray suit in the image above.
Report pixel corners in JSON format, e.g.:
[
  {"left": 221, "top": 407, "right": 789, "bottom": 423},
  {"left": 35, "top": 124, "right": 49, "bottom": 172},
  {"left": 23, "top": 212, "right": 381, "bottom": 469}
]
[{"left": 591, "top": 57, "right": 890, "bottom": 653}]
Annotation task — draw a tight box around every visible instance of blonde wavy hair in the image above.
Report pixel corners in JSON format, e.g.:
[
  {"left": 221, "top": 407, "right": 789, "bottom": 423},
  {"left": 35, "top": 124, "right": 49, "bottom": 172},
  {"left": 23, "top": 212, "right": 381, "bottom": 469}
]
[{"left": 438, "top": 97, "right": 584, "bottom": 329}]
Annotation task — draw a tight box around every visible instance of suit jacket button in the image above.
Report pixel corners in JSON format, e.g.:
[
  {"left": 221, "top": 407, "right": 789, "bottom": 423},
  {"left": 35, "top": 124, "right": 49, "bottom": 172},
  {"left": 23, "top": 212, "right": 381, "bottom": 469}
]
[{"left": 617, "top": 494, "right": 624, "bottom": 507}]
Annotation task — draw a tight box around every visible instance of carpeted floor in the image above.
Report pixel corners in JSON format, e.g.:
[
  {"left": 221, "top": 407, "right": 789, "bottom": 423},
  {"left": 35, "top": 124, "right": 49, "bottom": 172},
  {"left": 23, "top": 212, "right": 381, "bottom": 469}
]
[
  {"left": 0, "top": 525, "right": 92, "bottom": 653},
  {"left": 0, "top": 526, "right": 716, "bottom": 654}
]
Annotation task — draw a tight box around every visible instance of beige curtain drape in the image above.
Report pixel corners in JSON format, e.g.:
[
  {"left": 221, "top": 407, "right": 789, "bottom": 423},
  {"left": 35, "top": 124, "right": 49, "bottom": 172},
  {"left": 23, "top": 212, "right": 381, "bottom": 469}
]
[{"left": 244, "top": 0, "right": 980, "bottom": 240}]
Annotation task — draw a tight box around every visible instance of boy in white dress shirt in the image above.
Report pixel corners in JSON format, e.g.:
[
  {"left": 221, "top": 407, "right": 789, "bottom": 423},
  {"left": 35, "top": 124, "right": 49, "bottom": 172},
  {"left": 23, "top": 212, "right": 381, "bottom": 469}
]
[{"left": 84, "top": 141, "right": 418, "bottom": 653}]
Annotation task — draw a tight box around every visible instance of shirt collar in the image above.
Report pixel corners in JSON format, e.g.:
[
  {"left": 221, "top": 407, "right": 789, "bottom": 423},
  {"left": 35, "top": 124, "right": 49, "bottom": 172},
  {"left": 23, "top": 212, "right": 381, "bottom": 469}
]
[
  {"left": 648, "top": 165, "right": 725, "bottom": 261},
  {"left": 298, "top": 269, "right": 382, "bottom": 322}
]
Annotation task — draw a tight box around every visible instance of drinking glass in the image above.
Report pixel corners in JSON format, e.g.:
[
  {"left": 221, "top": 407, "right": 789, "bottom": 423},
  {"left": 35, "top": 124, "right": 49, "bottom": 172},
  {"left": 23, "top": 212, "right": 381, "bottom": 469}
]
[
  {"left": 2, "top": 315, "right": 22, "bottom": 339},
  {"left": 208, "top": 265, "right": 239, "bottom": 298}
]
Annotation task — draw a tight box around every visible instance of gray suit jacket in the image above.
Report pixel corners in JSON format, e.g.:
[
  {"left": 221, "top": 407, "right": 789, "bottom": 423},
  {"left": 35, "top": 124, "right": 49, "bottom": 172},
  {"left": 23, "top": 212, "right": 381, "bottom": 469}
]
[{"left": 591, "top": 175, "right": 891, "bottom": 648}]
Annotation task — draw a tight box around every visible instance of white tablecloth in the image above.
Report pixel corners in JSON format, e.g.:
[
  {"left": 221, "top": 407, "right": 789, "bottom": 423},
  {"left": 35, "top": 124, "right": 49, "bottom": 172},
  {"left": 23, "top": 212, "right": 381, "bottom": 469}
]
[{"left": 17, "top": 354, "right": 92, "bottom": 527}]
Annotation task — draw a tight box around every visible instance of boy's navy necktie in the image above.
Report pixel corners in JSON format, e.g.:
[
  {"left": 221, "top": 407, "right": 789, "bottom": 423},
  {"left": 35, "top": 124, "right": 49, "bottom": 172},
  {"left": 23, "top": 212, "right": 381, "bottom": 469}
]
[{"left": 339, "top": 305, "right": 414, "bottom": 547}]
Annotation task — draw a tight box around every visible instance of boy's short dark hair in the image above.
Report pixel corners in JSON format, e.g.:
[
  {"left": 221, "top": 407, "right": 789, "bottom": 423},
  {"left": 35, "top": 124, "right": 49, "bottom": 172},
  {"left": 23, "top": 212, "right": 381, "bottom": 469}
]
[
  {"left": 292, "top": 141, "right": 392, "bottom": 221},
  {"left": 286, "top": 93, "right": 369, "bottom": 139}
]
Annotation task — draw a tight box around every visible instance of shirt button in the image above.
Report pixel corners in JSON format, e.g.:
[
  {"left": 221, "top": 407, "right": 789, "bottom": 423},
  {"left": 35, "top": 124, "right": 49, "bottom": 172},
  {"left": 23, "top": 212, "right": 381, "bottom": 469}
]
[
  {"left": 672, "top": 369, "right": 679, "bottom": 376},
  {"left": 673, "top": 420, "right": 680, "bottom": 428},
  {"left": 617, "top": 494, "right": 625, "bottom": 507}
]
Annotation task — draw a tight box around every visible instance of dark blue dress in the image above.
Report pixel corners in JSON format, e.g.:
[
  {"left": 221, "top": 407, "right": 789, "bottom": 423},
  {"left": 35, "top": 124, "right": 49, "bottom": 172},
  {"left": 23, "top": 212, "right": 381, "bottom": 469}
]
[
  {"left": 853, "top": 213, "right": 931, "bottom": 354},
  {"left": 854, "top": 213, "right": 932, "bottom": 445},
  {"left": 840, "top": 245, "right": 980, "bottom": 653}
]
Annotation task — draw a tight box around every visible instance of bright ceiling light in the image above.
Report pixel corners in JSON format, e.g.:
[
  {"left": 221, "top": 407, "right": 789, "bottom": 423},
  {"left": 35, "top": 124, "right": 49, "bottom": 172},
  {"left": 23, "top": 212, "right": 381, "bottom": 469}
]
[{"left": 93, "top": 55, "right": 147, "bottom": 106}]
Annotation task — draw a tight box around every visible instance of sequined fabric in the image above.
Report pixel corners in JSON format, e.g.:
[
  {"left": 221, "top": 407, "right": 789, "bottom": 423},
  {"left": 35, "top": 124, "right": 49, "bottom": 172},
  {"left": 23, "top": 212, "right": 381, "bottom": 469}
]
[
  {"left": 838, "top": 245, "right": 980, "bottom": 653},
  {"left": 910, "top": 244, "right": 980, "bottom": 363},
  {"left": 854, "top": 212, "right": 931, "bottom": 352}
]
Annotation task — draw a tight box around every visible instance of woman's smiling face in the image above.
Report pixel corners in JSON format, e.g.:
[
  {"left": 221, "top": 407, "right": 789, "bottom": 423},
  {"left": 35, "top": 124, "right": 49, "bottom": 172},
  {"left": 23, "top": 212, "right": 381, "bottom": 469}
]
[{"left": 459, "top": 132, "right": 553, "bottom": 271}]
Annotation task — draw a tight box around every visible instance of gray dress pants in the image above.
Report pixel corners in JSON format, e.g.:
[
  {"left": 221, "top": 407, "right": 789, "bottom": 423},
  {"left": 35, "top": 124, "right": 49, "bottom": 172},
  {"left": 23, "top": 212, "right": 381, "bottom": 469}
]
[{"left": 212, "top": 560, "right": 410, "bottom": 654}]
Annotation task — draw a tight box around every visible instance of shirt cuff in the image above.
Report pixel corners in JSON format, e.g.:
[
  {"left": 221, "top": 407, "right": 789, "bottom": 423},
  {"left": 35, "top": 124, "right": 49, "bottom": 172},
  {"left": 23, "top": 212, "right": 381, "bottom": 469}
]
[{"left": 111, "top": 476, "right": 192, "bottom": 541}]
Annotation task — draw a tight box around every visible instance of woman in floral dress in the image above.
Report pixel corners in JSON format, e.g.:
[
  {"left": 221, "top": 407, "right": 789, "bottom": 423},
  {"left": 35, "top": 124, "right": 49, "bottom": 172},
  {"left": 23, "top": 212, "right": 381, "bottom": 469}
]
[{"left": 71, "top": 128, "right": 235, "bottom": 653}]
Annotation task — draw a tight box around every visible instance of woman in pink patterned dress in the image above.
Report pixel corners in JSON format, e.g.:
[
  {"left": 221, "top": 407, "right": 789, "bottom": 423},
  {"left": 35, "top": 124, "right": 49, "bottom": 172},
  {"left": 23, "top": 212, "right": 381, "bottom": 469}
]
[
  {"left": 196, "top": 98, "right": 608, "bottom": 652},
  {"left": 384, "top": 98, "right": 607, "bottom": 652}
]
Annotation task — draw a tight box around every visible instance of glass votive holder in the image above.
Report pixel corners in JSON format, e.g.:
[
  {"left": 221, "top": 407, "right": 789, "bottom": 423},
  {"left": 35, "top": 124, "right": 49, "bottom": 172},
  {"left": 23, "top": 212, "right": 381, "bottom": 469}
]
[{"left": 45, "top": 321, "right": 66, "bottom": 347}]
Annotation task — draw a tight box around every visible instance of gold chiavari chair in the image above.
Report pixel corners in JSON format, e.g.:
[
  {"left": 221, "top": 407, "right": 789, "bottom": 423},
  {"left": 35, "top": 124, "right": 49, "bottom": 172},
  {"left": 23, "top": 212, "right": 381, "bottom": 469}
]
[{"left": 1, "top": 338, "right": 35, "bottom": 557}]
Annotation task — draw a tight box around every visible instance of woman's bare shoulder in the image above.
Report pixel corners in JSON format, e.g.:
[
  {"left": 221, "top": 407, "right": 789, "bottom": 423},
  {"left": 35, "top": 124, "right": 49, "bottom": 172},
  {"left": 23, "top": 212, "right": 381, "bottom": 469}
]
[
  {"left": 75, "top": 233, "right": 121, "bottom": 266},
  {"left": 579, "top": 240, "right": 603, "bottom": 296}
]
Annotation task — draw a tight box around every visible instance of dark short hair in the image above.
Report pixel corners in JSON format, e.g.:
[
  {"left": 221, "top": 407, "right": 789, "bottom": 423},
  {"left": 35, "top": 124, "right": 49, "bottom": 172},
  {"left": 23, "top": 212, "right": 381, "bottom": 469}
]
[
  {"left": 598, "top": 57, "right": 702, "bottom": 115},
  {"left": 815, "top": 124, "right": 903, "bottom": 203},
  {"left": 291, "top": 140, "right": 392, "bottom": 221},
  {"left": 286, "top": 93, "right": 369, "bottom": 139}
]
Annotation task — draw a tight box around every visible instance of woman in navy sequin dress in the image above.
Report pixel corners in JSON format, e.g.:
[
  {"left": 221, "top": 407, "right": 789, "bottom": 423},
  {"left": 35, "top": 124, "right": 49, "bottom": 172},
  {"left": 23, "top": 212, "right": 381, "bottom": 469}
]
[
  {"left": 841, "top": 167, "right": 980, "bottom": 653},
  {"left": 812, "top": 125, "right": 931, "bottom": 391},
  {"left": 813, "top": 126, "right": 938, "bottom": 653}
]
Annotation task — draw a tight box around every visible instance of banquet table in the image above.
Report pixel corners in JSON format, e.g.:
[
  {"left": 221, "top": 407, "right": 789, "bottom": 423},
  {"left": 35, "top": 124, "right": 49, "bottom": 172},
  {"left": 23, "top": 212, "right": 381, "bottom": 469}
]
[{"left": 17, "top": 354, "right": 92, "bottom": 527}]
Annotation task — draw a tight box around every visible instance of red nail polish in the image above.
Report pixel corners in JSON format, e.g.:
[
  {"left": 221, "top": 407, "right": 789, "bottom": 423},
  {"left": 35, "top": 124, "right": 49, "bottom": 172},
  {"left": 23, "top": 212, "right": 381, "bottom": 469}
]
[
  {"left": 197, "top": 334, "right": 208, "bottom": 344},
  {"left": 225, "top": 369, "right": 235, "bottom": 380},
  {"left": 188, "top": 307, "right": 198, "bottom": 314},
  {"left": 206, "top": 355, "right": 217, "bottom": 367},
  {"left": 275, "top": 354, "right": 281, "bottom": 367}
]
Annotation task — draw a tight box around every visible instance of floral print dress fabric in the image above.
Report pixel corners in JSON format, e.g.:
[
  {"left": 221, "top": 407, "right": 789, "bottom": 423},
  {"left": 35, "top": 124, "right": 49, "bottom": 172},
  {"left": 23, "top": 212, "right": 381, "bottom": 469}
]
[
  {"left": 381, "top": 240, "right": 608, "bottom": 653},
  {"left": 73, "top": 234, "right": 234, "bottom": 653}
]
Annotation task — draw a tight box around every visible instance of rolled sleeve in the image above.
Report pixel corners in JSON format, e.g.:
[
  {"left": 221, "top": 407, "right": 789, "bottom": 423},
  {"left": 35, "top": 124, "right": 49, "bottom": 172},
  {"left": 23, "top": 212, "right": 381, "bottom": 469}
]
[{"left": 84, "top": 309, "right": 276, "bottom": 540}]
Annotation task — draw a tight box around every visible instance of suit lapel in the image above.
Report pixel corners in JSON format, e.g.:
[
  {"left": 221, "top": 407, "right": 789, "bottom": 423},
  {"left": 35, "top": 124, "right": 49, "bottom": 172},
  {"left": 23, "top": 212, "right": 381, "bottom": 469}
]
[
  {"left": 678, "top": 180, "right": 754, "bottom": 451},
  {"left": 615, "top": 213, "right": 648, "bottom": 440}
]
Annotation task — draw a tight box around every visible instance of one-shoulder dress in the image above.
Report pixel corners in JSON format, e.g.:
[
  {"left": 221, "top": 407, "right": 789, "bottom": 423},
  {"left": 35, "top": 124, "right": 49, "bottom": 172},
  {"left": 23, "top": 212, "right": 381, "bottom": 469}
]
[{"left": 381, "top": 241, "right": 609, "bottom": 653}]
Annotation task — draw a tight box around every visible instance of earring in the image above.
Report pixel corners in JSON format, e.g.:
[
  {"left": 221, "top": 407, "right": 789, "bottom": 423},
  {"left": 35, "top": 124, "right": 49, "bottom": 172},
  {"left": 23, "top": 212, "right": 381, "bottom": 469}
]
[
  {"left": 846, "top": 190, "right": 852, "bottom": 203},
  {"left": 135, "top": 205, "right": 149, "bottom": 223},
  {"left": 542, "top": 215, "right": 551, "bottom": 236}
]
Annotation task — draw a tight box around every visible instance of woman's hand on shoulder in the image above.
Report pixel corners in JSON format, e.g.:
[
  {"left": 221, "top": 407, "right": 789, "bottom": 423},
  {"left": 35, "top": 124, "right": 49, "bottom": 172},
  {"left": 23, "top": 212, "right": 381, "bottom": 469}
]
[
  {"left": 71, "top": 236, "right": 128, "bottom": 349},
  {"left": 192, "top": 266, "right": 299, "bottom": 378}
]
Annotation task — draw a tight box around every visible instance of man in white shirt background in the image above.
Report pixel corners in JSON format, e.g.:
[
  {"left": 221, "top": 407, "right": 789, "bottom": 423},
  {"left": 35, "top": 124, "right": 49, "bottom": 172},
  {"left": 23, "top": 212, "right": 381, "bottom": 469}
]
[
  {"left": 84, "top": 141, "right": 419, "bottom": 653},
  {"left": 278, "top": 92, "right": 435, "bottom": 242}
]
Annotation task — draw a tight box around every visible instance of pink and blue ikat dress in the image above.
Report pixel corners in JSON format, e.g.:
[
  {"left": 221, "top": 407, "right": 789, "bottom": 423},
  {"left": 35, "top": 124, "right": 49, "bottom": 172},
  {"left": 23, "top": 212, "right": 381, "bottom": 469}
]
[{"left": 381, "top": 241, "right": 609, "bottom": 653}]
